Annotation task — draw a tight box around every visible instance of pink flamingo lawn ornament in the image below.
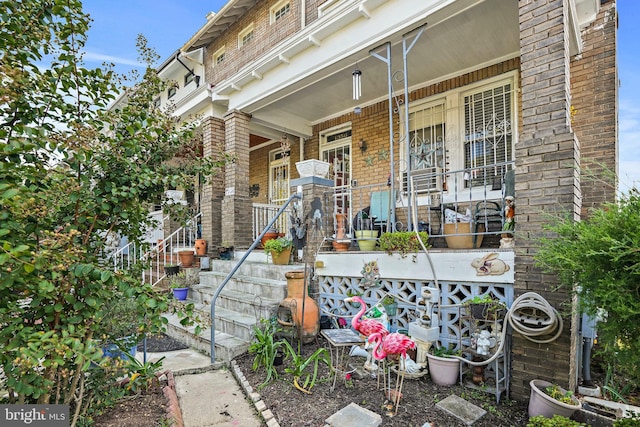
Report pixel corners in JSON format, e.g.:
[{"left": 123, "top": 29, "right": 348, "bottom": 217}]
[
  {"left": 344, "top": 296, "right": 389, "bottom": 372},
  {"left": 368, "top": 332, "right": 416, "bottom": 415}
]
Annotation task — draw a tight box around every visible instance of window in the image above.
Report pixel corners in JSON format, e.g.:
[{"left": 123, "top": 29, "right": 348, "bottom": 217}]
[
  {"left": 271, "top": 0, "right": 290, "bottom": 23},
  {"left": 184, "top": 73, "right": 196, "bottom": 86},
  {"left": 321, "top": 127, "right": 352, "bottom": 215},
  {"left": 213, "top": 47, "right": 225, "bottom": 66},
  {"left": 238, "top": 24, "right": 254, "bottom": 48},
  {"left": 402, "top": 73, "right": 516, "bottom": 200},
  {"left": 269, "top": 149, "right": 290, "bottom": 204},
  {"left": 153, "top": 97, "right": 161, "bottom": 108},
  {"left": 463, "top": 83, "right": 513, "bottom": 188},
  {"left": 167, "top": 86, "right": 177, "bottom": 99},
  {"left": 404, "top": 101, "right": 446, "bottom": 193}
]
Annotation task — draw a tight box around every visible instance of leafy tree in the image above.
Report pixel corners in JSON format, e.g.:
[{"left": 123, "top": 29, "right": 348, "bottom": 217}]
[
  {"left": 535, "top": 189, "right": 640, "bottom": 390},
  {"left": 1, "top": 1, "right": 223, "bottom": 424}
]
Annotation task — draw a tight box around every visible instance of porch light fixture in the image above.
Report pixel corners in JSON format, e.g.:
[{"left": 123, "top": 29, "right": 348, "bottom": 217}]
[
  {"left": 352, "top": 67, "right": 362, "bottom": 100},
  {"left": 280, "top": 133, "right": 290, "bottom": 158},
  {"left": 358, "top": 139, "right": 367, "bottom": 152},
  {"left": 354, "top": 106, "right": 362, "bottom": 115}
]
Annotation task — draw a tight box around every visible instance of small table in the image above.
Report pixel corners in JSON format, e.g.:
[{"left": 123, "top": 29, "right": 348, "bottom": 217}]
[{"left": 320, "top": 329, "right": 365, "bottom": 391}]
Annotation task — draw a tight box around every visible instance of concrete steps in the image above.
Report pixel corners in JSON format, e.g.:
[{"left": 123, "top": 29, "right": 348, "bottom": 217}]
[{"left": 164, "top": 257, "right": 305, "bottom": 364}]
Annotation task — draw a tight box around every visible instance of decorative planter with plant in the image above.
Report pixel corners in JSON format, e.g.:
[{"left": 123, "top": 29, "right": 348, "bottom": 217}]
[
  {"left": 464, "top": 294, "right": 507, "bottom": 320},
  {"left": 169, "top": 271, "right": 189, "bottom": 301},
  {"left": 264, "top": 236, "right": 293, "bottom": 265},
  {"left": 426, "top": 345, "right": 461, "bottom": 386},
  {"left": 528, "top": 379, "right": 581, "bottom": 419},
  {"left": 354, "top": 211, "right": 377, "bottom": 251},
  {"left": 382, "top": 294, "right": 398, "bottom": 317},
  {"left": 379, "top": 231, "right": 429, "bottom": 258},
  {"left": 260, "top": 227, "right": 281, "bottom": 248}
]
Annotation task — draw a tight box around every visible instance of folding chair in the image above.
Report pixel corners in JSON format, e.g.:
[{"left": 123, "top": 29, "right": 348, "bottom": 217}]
[{"left": 369, "top": 190, "right": 394, "bottom": 233}]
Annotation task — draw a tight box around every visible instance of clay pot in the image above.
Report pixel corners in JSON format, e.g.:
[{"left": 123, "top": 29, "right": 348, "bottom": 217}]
[
  {"left": 178, "top": 250, "right": 194, "bottom": 267},
  {"left": 195, "top": 239, "right": 207, "bottom": 256},
  {"left": 278, "top": 270, "right": 319, "bottom": 343},
  {"left": 333, "top": 213, "right": 351, "bottom": 251}
]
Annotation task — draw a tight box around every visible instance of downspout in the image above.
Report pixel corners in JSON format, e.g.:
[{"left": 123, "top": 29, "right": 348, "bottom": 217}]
[
  {"left": 299, "top": 136, "right": 304, "bottom": 162},
  {"left": 301, "top": 0, "right": 306, "bottom": 28}
]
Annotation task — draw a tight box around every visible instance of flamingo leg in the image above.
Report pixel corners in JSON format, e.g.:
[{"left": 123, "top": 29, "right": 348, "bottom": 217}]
[{"left": 393, "top": 366, "right": 406, "bottom": 415}]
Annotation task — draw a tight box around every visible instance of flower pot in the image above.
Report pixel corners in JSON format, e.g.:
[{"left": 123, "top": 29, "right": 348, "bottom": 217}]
[
  {"left": 528, "top": 380, "right": 581, "bottom": 419},
  {"left": 270, "top": 247, "right": 292, "bottom": 265},
  {"left": 178, "top": 250, "right": 194, "bottom": 267},
  {"left": 101, "top": 335, "right": 137, "bottom": 359},
  {"left": 427, "top": 353, "right": 460, "bottom": 386},
  {"left": 195, "top": 239, "right": 207, "bottom": 255},
  {"left": 164, "top": 265, "right": 180, "bottom": 276},
  {"left": 172, "top": 287, "right": 189, "bottom": 301},
  {"left": 260, "top": 231, "right": 279, "bottom": 248},
  {"left": 383, "top": 302, "right": 398, "bottom": 317},
  {"left": 356, "top": 230, "right": 377, "bottom": 251},
  {"left": 443, "top": 222, "right": 484, "bottom": 249},
  {"left": 278, "top": 270, "right": 320, "bottom": 344}
]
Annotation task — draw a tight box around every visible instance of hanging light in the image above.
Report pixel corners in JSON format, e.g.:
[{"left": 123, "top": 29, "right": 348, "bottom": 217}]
[{"left": 352, "top": 67, "right": 362, "bottom": 101}]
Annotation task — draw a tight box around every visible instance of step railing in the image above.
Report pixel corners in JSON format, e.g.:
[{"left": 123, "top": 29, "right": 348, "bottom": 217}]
[
  {"left": 210, "top": 188, "right": 302, "bottom": 363},
  {"left": 111, "top": 212, "right": 201, "bottom": 287}
]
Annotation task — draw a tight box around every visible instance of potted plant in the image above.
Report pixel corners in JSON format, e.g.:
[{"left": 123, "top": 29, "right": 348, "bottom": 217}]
[
  {"left": 378, "top": 231, "right": 429, "bottom": 258},
  {"left": 528, "top": 379, "right": 581, "bottom": 419},
  {"left": 97, "top": 297, "right": 139, "bottom": 359},
  {"left": 426, "top": 344, "right": 461, "bottom": 386},
  {"left": 169, "top": 271, "right": 189, "bottom": 301},
  {"left": 178, "top": 249, "right": 195, "bottom": 267},
  {"left": 218, "top": 243, "right": 234, "bottom": 260},
  {"left": 164, "top": 264, "right": 180, "bottom": 276},
  {"left": 464, "top": 295, "right": 507, "bottom": 320},
  {"left": 264, "top": 236, "right": 293, "bottom": 265},
  {"left": 355, "top": 212, "right": 378, "bottom": 251},
  {"left": 382, "top": 294, "right": 398, "bottom": 317},
  {"left": 260, "top": 227, "right": 281, "bottom": 248}
]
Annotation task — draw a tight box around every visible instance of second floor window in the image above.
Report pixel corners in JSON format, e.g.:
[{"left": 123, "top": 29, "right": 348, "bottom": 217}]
[
  {"left": 239, "top": 24, "right": 254, "bottom": 48},
  {"left": 167, "top": 86, "right": 177, "bottom": 99},
  {"left": 272, "top": 1, "right": 290, "bottom": 23}
]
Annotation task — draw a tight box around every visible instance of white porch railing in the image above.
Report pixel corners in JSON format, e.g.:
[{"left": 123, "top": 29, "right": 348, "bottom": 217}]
[
  {"left": 252, "top": 203, "right": 291, "bottom": 240},
  {"left": 111, "top": 212, "right": 201, "bottom": 287}
]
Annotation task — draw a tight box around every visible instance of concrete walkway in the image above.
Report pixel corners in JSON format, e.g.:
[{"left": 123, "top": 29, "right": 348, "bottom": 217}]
[{"left": 140, "top": 349, "right": 264, "bottom": 427}]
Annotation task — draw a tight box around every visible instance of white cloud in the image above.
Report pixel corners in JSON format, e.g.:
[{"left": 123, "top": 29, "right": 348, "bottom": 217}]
[
  {"left": 619, "top": 160, "right": 640, "bottom": 193},
  {"left": 82, "top": 51, "right": 144, "bottom": 68}
]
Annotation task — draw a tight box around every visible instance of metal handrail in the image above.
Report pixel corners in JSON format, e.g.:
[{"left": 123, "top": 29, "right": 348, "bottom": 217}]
[{"left": 210, "top": 189, "right": 302, "bottom": 363}]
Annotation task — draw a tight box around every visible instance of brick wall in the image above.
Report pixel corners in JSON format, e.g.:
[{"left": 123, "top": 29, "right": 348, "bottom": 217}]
[
  {"left": 201, "top": 117, "right": 226, "bottom": 250},
  {"left": 571, "top": 0, "right": 618, "bottom": 212},
  {"left": 512, "top": 0, "right": 583, "bottom": 399}
]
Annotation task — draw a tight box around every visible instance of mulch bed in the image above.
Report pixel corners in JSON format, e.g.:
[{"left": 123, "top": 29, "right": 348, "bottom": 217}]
[{"left": 136, "top": 333, "right": 189, "bottom": 352}]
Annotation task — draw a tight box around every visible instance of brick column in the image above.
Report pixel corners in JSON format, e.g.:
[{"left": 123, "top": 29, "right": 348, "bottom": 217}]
[
  {"left": 222, "top": 110, "right": 252, "bottom": 249},
  {"left": 200, "top": 117, "right": 225, "bottom": 253},
  {"left": 570, "top": 1, "right": 618, "bottom": 212},
  {"left": 513, "top": 0, "right": 582, "bottom": 399}
]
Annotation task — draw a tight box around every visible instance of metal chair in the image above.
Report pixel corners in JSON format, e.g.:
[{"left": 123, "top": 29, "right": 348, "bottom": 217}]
[{"left": 369, "top": 190, "right": 394, "bottom": 233}]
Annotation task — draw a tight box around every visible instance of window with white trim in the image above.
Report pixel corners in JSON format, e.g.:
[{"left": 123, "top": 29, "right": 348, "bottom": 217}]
[
  {"left": 401, "top": 73, "right": 516, "bottom": 200},
  {"left": 271, "top": 0, "right": 290, "bottom": 23},
  {"left": 321, "top": 127, "right": 352, "bottom": 215},
  {"left": 238, "top": 24, "right": 254, "bottom": 48},
  {"left": 213, "top": 47, "right": 225, "bottom": 66},
  {"left": 167, "top": 86, "right": 177, "bottom": 99},
  {"left": 269, "top": 149, "right": 290, "bottom": 204}
]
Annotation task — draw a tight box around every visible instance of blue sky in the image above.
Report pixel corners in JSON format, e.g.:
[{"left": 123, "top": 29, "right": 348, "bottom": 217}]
[{"left": 82, "top": 1, "right": 639, "bottom": 192}]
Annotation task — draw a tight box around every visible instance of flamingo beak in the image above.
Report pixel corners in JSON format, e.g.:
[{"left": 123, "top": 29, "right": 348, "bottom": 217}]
[{"left": 344, "top": 297, "right": 353, "bottom": 303}]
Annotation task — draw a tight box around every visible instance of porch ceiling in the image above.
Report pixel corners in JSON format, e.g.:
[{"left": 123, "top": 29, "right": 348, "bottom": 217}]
[{"left": 245, "top": 0, "right": 520, "bottom": 139}]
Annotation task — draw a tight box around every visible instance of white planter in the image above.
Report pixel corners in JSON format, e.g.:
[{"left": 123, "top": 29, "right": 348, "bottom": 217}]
[
  {"left": 427, "top": 353, "right": 460, "bottom": 386},
  {"left": 528, "top": 380, "right": 581, "bottom": 419},
  {"left": 296, "top": 160, "right": 330, "bottom": 178}
]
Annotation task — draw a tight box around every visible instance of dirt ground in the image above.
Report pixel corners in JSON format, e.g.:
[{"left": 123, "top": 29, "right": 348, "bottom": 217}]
[
  {"left": 234, "top": 335, "right": 531, "bottom": 427},
  {"left": 93, "top": 333, "right": 532, "bottom": 426}
]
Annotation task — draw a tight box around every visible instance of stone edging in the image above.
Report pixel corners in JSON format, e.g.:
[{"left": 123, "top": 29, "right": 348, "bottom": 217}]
[
  {"left": 160, "top": 370, "right": 184, "bottom": 427},
  {"left": 230, "top": 360, "right": 281, "bottom": 427}
]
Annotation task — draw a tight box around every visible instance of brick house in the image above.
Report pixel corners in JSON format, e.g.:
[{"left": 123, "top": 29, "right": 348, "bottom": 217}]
[{"left": 157, "top": 0, "right": 618, "bottom": 400}]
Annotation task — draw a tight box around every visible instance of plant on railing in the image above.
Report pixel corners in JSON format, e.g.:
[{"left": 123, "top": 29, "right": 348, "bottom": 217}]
[{"left": 378, "top": 231, "right": 430, "bottom": 258}]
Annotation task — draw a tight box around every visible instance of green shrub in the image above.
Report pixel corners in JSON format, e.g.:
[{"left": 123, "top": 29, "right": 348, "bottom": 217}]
[
  {"left": 527, "top": 415, "right": 585, "bottom": 427},
  {"left": 378, "top": 231, "right": 429, "bottom": 257}
]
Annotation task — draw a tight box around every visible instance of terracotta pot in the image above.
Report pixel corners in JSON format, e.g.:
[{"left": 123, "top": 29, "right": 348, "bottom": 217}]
[
  {"left": 260, "top": 231, "right": 279, "bottom": 248},
  {"left": 195, "top": 239, "right": 207, "bottom": 255},
  {"left": 278, "top": 270, "right": 319, "bottom": 343},
  {"left": 178, "top": 250, "right": 194, "bottom": 267},
  {"left": 270, "top": 247, "right": 292, "bottom": 265}
]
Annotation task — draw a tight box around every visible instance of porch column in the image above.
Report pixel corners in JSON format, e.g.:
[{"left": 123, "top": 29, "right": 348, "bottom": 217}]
[
  {"left": 222, "top": 110, "right": 252, "bottom": 249},
  {"left": 513, "top": 0, "right": 581, "bottom": 398},
  {"left": 200, "top": 117, "right": 225, "bottom": 253}
]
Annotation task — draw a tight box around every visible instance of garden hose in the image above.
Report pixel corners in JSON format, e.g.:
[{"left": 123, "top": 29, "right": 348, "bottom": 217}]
[{"left": 506, "top": 292, "right": 563, "bottom": 344}]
